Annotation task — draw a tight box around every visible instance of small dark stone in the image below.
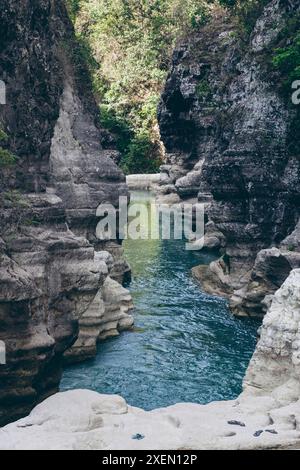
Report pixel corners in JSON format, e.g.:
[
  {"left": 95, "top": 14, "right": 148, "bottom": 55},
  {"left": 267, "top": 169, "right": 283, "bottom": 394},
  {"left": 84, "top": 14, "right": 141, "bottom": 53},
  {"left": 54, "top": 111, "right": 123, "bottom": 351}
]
[
  {"left": 132, "top": 433, "right": 145, "bottom": 441},
  {"left": 265, "top": 429, "right": 278, "bottom": 434},
  {"left": 254, "top": 430, "right": 264, "bottom": 437},
  {"left": 227, "top": 420, "right": 246, "bottom": 427}
]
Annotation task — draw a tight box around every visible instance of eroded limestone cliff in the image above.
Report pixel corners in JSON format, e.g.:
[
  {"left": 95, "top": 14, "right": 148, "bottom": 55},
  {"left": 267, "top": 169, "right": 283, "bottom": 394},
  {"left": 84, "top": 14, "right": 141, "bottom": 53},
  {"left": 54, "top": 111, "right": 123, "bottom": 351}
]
[
  {"left": 157, "top": 0, "right": 300, "bottom": 317},
  {"left": 0, "top": 0, "right": 133, "bottom": 426}
]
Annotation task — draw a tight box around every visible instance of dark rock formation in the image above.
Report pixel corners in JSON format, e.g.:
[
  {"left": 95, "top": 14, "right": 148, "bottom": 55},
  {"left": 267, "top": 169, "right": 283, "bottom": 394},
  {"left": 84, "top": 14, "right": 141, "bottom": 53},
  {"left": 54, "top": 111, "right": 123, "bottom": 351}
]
[
  {"left": 158, "top": 0, "right": 300, "bottom": 316},
  {"left": 0, "top": 0, "right": 132, "bottom": 426}
]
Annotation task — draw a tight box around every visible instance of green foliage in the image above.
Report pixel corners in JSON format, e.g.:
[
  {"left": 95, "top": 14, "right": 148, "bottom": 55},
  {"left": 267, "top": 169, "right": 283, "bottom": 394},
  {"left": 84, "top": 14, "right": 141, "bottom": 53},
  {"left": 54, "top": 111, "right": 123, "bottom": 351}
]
[
  {"left": 66, "top": 0, "right": 81, "bottom": 22},
  {"left": 196, "top": 79, "right": 212, "bottom": 100},
  {"left": 0, "top": 129, "right": 8, "bottom": 141},
  {"left": 100, "top": 94, "right": 161, "bottom": 174},
  {"left": 100, "top": 104, "right": 132, "bottom": 156},
  {"left": 2, "top": 190, "right": 29, "bottom": 208},
  {"left": 219, "top": 0, "right": 269, "bottom": 36},
  {"left": 272, "top": 32, "right": 300, "bottom": 91},
  {"left": 0, "top": 129, "right": 17, "bottom": 168},
  {"left": 23, "top": 217, "right": 41, "bottom": 226},
  {"left": 271, "top": 14, "right": 300, "bottom": 155},
  {"left": 68, "top": 0, "right": 213, "bottom": 173},
  {"left": 218, "top": 0, "right": 238, "bottom": 9},
  {"left": 0, "top": 148, "right": 17, "bottom": 167},
  {"left": 190, "top": 4, "right": 211, "bottom": 29},
  {"left": 122, "top": 132, "right": 162, "bottom": 174}
]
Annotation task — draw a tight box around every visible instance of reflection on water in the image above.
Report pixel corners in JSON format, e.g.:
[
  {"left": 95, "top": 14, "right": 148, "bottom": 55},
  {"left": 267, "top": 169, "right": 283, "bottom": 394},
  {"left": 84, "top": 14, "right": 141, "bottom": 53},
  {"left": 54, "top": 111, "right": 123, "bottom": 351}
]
[{"left": 61, "top": 191, "right": 260, "bottom": 410}]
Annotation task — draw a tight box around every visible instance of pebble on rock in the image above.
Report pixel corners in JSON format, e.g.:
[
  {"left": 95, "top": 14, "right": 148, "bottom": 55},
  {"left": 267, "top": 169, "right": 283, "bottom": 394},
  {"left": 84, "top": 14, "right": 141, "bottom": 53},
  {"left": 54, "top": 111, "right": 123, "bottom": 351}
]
[
  {"left": 132, "top": 433, "right": 145, "bottom": 440},
  {"left": 254, "top": 430, "right": 264, "bottom": 437}
]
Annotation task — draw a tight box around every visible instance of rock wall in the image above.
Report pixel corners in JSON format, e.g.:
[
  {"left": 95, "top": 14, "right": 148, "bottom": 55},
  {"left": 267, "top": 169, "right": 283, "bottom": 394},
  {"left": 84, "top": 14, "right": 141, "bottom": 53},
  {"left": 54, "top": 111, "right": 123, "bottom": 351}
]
[
  {"left": 158, "top": 0, "right": 300, "bottom": 316},
  {"left": 0, "top": 0, "right": 133, "bottom": 426},
  {"left": 1, "top": 270, "right": 300, "bottom": 450}
]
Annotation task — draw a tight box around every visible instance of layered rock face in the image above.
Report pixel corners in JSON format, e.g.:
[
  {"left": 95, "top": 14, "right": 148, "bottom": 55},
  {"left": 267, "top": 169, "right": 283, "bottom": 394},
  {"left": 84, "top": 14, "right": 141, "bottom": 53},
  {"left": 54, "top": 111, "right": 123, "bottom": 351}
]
[
  {"left": 1, "top": 270, "right": 300, "bottom": 450},
  {"left": 64, "top": 274, "right": 133, "bottom": 363},
  {"left": 244, "top": 269, "right": 300, "bottom": 398},
  {"left": 0, "top": 0, "right": 133, "bottom": 426},
  {"left": 158, "top": 0, "right": 300, "bottom": 316}
]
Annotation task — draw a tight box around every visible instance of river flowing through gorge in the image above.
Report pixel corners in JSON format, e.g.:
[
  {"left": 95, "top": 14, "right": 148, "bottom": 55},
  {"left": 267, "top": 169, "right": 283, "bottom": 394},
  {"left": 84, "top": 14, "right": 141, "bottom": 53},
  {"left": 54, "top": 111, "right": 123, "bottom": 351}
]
[{"left": 61, "top": 191, "right": 260, "bottom": 410}]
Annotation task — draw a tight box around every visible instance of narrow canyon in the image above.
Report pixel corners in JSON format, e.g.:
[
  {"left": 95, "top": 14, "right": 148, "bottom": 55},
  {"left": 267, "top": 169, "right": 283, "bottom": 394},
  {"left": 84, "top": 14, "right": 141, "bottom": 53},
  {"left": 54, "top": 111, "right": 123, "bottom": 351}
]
[{"left": 0, "top": 0, "right": 300, "bottom": 450}]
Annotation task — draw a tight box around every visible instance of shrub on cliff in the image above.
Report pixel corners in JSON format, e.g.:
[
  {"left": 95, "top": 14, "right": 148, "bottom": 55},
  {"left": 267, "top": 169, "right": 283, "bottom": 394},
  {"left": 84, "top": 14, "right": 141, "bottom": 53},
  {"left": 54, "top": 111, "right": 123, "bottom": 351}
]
[
  {"left": 0, "top": 130, "right": 16, "bottom": 168},
  {"left": 219, "top": 0, "right": 269, "bottom": 35},
  {"left": 272, "top": 14, "right": 300, "bottom": 155},
  {"left": 273, "top": 32, "right": 300, "bottom": 89}
]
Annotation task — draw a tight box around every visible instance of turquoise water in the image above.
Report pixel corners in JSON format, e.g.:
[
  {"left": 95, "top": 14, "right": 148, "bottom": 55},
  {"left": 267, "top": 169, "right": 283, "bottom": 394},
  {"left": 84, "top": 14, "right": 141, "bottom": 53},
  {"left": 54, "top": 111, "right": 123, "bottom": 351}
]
[{"left": 61, "top": 192, "right": 260, "bottom": 410}]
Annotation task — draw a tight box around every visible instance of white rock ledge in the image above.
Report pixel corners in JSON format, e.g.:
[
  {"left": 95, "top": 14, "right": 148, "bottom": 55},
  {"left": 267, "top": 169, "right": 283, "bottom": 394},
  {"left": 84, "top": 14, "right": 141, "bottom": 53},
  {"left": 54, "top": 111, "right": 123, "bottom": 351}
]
[
  {"left": 1, "top": 270, "right": 300, "bottom": 450},
  {"left": 126, "top": 174, "right": 161, "bottom": 191}
]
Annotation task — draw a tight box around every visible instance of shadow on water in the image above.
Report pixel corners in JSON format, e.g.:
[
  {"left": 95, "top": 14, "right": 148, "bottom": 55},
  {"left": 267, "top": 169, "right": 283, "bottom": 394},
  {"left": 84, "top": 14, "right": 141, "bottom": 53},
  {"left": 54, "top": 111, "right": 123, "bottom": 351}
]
[{"left": 61, "top": 191, "right": 260, "bottom": 410}]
